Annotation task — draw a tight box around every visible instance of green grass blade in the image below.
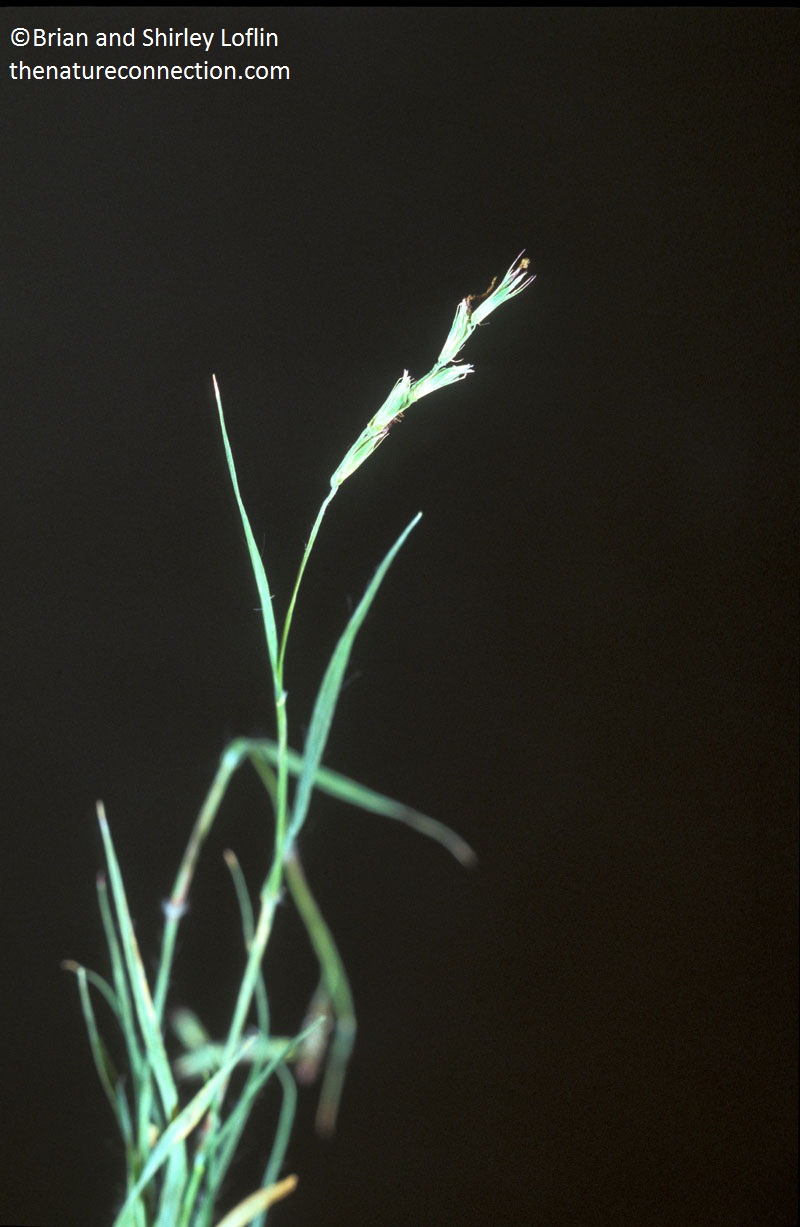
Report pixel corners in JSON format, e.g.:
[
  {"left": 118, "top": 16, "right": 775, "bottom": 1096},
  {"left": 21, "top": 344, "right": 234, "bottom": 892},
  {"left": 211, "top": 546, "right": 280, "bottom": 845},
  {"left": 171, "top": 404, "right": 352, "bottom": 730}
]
[
  {"left": 62, "top": 958, "right": 121, "bottom": 1022},
  {"left": 255, "top": 1063, "right": 297, "bottom": 1227},
  {"left": 155, "top": 740, "right": 253, "bottom": 1028},
  {"left": 284, "top": 851, "right": 354, "bottom": 1135},
  {"left": 247, "top": 739, "right": 475, "bottom": 865},
  {"left": 97, "top": 803, "right": 180, "bottom": 1127},
  {"left": 113, "top": 1038, "right": 257, "bottom": 1227},
  {"left": 213, "top": 375, "right": 280, "bottom": 682},
  {"left": 287, "top": 512, "right": 421, "bottom": 848},
  {"left": 96, "top": 870, "right": 146, "bottom": 1089},
  {"left": 205, "top": 1021, "right": 320, "bottom": 1198},
  {"left": 223, "top": 849, "right": 270, "bottom": 1034},
  {"left": 63, "top": 962, "right": 125, "bottom": 1126}
]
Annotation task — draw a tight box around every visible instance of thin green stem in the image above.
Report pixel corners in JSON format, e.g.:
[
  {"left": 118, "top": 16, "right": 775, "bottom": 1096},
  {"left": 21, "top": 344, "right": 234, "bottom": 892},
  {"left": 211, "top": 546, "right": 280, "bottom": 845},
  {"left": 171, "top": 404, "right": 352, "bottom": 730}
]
[
  {"left": 278, "top": 488, "right": 336, "bottom": 679},
  {"left": 154, "top": 743, "right": 248, "bottom": 1025},
  {"left": 224, "top": 850, "right": 270, "bottom": 1035},
  {"left": 254, "top": 1063, "right": 297, "bottom": 1227}
]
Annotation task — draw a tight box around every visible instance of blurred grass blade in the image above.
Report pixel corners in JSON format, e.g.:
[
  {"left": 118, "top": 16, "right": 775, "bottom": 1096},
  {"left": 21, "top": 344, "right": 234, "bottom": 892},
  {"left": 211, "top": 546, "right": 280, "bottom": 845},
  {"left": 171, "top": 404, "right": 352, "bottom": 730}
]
[
  {"left": 62, "top": 962, "right": 122, "bottom": 1123},
  {"left": 215, "top": 1175, "right": 298, "bottom": 1227},
  {"left": 113, "top": 1038, "right": 257, "bottom": 1226},
  {"left": 62, "top": 958, "right": 120, "bottom": 1022},
  {"left": 206, "top": 1021, "right": 322, "bottom": 1198},
  {"left": 171, "top": 1008, "right": 211, "bottom": 1053},
  {"left": 248, "top": 739, "right": 475, "bottom": 865},
  {"left": 287, "top": 512, "right": 421, "bottom": 848},
  {"left": 256, "top": 1064, "right": 297, "bottom": 1226},
  {"left": 283, "top": 852, "right": 354, "bottom": 1135},
  {"left": 223, "top": 849, "right": 270, "bottom": 1034},
  {"left": 173, "top": 1030, "right": 296, "bottom": 1082}
]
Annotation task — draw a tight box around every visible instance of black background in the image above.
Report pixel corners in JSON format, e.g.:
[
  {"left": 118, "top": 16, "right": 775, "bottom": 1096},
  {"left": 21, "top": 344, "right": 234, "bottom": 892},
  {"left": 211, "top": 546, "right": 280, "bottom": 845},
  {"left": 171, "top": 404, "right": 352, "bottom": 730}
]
[{"left": 2, "top": 8, "right": 797, "bottom": 1227}]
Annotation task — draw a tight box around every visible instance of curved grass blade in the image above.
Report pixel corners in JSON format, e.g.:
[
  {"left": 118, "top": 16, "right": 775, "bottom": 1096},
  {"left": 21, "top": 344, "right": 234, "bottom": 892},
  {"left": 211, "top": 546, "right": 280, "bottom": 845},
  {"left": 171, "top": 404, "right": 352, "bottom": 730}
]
[
  {"left": 62, "top": 959, "right": 120, "bottom": 1022},
  {"left": 62, "top": 963, "right": 124, "bottom": 1126},
  {"left": 247, "top": 739, "right": 476, "bottom": 865}
]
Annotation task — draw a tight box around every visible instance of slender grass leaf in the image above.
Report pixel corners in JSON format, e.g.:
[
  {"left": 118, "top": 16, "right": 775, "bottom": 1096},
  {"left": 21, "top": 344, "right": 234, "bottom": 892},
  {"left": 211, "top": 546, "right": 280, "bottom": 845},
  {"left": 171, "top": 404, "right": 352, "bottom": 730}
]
[
  {"left": 284, "top": 852, "right": 353, "bottom": 1134},
  {"left": 246, "top": 738, "right": 476, "bottom": 865},
  {"left": 113, "top": 1038, "right": 257, "bottom": 1227},
  {"left": 96, "top": 870, "right": 145, "bottom": 1087},
  {"left": 154, "top": 741, "right": 253, "bottom": 1028},
  {"left": 206, "top": 1020, "right": 322, "bottom": 1197},
  {"left": 223, "top": 849, "right": 270, "bottom": 1033},
  {"left": 256, "top": 1063, "right": 297, "bottom": 1227},
  {"left": 287, "top": 513, "right": 421, "bottom": 848},
  {"left": 213, "top": 376, "right": 279, "bottom": 681},
  {"left": 64, "top": 963, "right": 121, "bottom": 1121},
  {"left": 62, "top": 959, "right": 120, "bottom": 1022},
  {"left": 98, "top": 806, "right": 178, "bottom": 1116}
]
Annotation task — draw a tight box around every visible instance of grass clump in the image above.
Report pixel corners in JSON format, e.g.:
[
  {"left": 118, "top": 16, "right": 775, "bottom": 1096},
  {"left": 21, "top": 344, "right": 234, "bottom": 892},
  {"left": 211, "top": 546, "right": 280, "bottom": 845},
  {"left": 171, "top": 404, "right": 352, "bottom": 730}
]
[{"left": 65, "top": 253, "right": 534, "bottom": 1226}]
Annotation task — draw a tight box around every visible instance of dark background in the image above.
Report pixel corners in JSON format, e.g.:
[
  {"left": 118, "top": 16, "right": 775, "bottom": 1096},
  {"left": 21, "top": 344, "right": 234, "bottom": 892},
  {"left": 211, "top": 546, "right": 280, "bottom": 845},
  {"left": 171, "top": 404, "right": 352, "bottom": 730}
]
[{"left": 2, "top": 8, "right": 796, "bottom": 1226}]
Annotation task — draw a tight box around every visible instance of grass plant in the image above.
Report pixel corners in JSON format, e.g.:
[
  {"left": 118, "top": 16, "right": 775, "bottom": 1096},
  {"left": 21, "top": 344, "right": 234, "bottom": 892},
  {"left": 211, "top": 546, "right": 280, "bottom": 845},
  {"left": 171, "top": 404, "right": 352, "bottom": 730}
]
[{"left": 65, "top": 253, "right": 534, "bottom": 1226}]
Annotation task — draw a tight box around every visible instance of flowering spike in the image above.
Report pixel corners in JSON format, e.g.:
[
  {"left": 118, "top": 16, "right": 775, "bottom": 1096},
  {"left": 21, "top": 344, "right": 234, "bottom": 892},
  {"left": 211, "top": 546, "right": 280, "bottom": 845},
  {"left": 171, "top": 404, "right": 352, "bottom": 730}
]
[
  {"left": 470, "top": 252, "right": 535, "bottom": 325},
  {"left": 330, "top": 253, "right": 533, "bottom": 492}
]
